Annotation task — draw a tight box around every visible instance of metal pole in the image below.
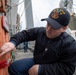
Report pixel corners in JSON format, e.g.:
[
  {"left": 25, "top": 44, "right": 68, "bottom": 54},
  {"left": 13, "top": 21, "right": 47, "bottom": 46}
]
[{"left": 24, "top": 0, "right": 34, "bottom": 29}]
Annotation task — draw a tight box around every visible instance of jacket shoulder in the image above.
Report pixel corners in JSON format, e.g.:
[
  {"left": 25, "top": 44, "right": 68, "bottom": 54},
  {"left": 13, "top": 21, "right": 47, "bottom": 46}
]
[{"left": 62, "top": 32, "right": 76, "bottom": 46}]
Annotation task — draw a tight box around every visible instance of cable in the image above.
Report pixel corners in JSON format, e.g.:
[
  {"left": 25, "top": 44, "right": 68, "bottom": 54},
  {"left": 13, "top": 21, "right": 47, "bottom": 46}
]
[
  {"left": 24, "top": 0, "right": 31, "bottom": 10},
  {"left": 12, "top": 1, "right": 24, "bottom": 7},
  {"left": 20, "top": 8, "right": 25, "bottom": 18},
  {"left": 20, "top": 0, "right": 31, "bottom": 18},
  {"left": 18, "top": 1, "right": 24, "bottom": 15},
  {"left": 33, "top": 8, "right": 42, "bottom": 27},
  {"left": 11, "top": 0, "right": 20, "bottom": 5},
  {"left": 20, "top": 0, "right": 42, "bottom": 27}
]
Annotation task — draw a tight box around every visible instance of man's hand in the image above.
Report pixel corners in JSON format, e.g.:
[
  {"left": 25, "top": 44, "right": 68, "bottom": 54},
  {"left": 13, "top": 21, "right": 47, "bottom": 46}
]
[
  {"left": 0, "top": 42, "right": 15, "bottom": 57},
  {"left": 28, "top": 64, "right": 39, "bottom": 75}
]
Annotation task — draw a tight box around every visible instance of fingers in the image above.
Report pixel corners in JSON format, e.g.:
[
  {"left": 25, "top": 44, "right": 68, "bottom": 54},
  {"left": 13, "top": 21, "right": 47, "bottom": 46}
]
[
  {"left": 0, "top": 47, "right": 12, "bottom": 57},
  {"left": 0, "top": 42, "right": 15, "bottom": 57},
  {"left": 1, "top": 43, "right": 9, "bottom": 51},
  {"left": 0, "top": 43, "right": 9, "bottom": 57}
]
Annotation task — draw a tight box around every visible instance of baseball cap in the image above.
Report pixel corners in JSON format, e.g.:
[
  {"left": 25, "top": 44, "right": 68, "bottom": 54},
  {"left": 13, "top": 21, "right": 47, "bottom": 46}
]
[{"left": 41, "top": 8, "right": 70, "bottom": 29}]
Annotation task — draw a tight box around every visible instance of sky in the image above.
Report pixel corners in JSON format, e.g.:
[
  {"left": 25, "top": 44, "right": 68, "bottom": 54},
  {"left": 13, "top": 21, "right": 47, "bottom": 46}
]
[
  {"left": 18, "top": 0, "right": 76, "bottom": 30},
  {"left": 32, "top": 0, "right": 61, "bottom": 27}
]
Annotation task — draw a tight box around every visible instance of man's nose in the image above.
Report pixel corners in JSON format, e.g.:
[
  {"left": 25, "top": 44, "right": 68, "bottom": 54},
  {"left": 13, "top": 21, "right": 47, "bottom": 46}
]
[
  {"left": 47, "top": 27, "right": 50, "bottom": 31},
  {"left": 47, "top": 26, "right": 52, "bottom": 31}
]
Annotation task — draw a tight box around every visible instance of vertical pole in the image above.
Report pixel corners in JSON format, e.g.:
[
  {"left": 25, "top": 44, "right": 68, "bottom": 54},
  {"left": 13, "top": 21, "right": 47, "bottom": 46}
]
[{"left": 24, "top": 0, "right": 34, "bottom": 29}]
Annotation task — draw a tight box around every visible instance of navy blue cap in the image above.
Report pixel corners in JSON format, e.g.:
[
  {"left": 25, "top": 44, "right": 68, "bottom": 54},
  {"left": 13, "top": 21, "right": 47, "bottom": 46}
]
[{"left": 41, "top": 8, "right": 70, "bottom": 29}]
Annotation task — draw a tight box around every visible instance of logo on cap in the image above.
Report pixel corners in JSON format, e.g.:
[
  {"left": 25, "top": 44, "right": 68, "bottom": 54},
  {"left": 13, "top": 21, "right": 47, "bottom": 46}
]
[{"left": 51, "top": 8, "right": 66, "bottom": 19}]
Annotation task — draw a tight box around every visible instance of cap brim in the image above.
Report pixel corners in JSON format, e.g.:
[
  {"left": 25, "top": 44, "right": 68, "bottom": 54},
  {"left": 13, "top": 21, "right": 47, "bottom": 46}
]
[{"left": 41, "top": 18, "right": 63, "bottom": 29}]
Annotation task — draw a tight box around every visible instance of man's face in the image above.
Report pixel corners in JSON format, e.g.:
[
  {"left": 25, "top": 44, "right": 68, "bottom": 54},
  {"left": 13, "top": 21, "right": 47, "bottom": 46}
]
[{"left": 46, "top": 22, "right": 66, "bottom": 39}]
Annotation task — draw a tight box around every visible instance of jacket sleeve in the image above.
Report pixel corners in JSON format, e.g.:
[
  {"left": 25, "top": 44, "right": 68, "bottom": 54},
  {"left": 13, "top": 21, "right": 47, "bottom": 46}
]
[
  {"left": 10, "top": 27, "right": 39, "bottom": 46},
  {"left": 39, "top": 62, "right": 75, "bottom": 75},
  {"left": 39, "top": 39, "right": 76, "bottom": 75}
]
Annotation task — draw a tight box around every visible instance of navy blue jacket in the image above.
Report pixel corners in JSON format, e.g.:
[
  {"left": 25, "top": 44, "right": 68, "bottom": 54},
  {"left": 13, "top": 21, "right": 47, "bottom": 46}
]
[{"left": 10, "top": 27, "right": 76, "bottom": 75}]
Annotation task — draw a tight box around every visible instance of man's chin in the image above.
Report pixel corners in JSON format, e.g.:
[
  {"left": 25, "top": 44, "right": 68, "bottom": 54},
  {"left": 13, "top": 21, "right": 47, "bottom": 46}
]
[
  {"left": 46, "top": 34, "right": 51, "bottom": 38},
  {"left": 46, "top": 34, "right": 55, "bottom": 39}
]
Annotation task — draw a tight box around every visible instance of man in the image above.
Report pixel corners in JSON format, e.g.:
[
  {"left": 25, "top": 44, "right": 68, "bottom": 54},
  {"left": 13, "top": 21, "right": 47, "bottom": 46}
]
[
  {"left": 23, "top": 41, "right": 28, "bottom": 53},
  {"left": 0, "top": 8, "right": 76, "bottom": 75}
]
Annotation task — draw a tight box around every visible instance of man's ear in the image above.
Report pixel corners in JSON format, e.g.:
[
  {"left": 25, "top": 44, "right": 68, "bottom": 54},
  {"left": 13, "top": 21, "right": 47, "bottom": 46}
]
[
  {"left": 63, "top": 26, "right": 67, "bottom": 30},
  {"left": 62, "top": 26, "right": 67, "bottom": 32}
]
